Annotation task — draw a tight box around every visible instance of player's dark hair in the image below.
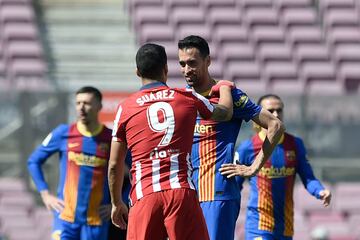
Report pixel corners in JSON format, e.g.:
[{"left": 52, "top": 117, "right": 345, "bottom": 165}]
[
  {"left": 136, "top": 43, "right": 167, "bottom": 80},
  {"left": 178, "top": 35, "right": 210, "bottom": 58},
  {"left": 257, "top": 94, "right": 282, "bottom": 105},
  {"left": 76, "top": 86, "right": 102, "bottom": 103}
]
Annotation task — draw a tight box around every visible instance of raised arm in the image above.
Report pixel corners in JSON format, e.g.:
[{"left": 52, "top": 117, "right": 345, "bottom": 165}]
[
  {"left": 210, "top": 85, "right": 233, "bottom": 121},
  {"left": 108, "top": 140, "right": 128, "bottom": 229},
  {"left": 246, "top": 109, "right": 285, "bottom": 176}
]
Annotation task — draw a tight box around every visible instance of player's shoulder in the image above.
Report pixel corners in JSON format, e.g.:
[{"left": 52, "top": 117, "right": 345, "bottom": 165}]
[{"left": 53, "top": 124, "right": 70, "bottom": 135}]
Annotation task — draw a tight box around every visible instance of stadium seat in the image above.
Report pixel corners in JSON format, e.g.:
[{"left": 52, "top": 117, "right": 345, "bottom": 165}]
[
  {"left": 338, "top": 62, "right": 360, "bottom": 92},
  {"left": 323, "top": 9, "right": 360, "bottom": 30},
  {"left": 166, "top": 0, "right": 199, "bottom": 9},
  {"left": 8, "top": 59, "right": 47, "bottom": 79},
  {"left": 269, "top": 79, "right": 305, "bottom": 95},
  {"left": 213, "top": 25, "right": 248, "bottom": 44},
  {"left": 0, "top": 0, "right": 30, "bottom": 6},
  {"left": 264, "top": 61, "right": 298, "bottom": 82},
  {"left": 139, "top": 24, "right": 174, "bottom": 44},
  {"left": 5, "top": 41, "right": 43, "bottom": 61},
  {"left": 240, "top": 0, "right": 273, "bottom": 9},
  {"left": 334, "top": 182, "right": 360, "bottom": 197},
  {"left": 334, "top": 44, "right": 360, "bottom": 63},
  {"left": 258, "top": 43, "right": 292, "bottom": 62},
  {"left": 295, "top": 44, "right": 331, "bottom": 63},
  {"left": 275, "top": 0, "right": 313, "bottom": 11},
  {"left": 244, "top": 7, "right": 279, "bottom": 28},
  {"left": 0, "top": 5, "right": 35, "bottom": 24},
  {"left": 208, "top": 7, "right": 242, "bottom": 28},
  {"left": 288, "top": 26, "right": 323, "bottom": 46},
  {"left": 2, "top": 23, "right": 38, "bottom": 42},
  {"left": 252, "top": 26, "right": 286, "bottom": 45},
  {"left": 319, "top": 0, "right": 356, "bottom": 11},
  {"left": 301, "top": 61, "right": 336, "bottom": 83},
  {"left": 133, "top": 6, "right": 168, "bottom": 31},
  {"left": 202, "top": 0, "right": 236, "bottom": 10},
  {"left": 308, "top": 211, "right": 346, "bottom": 225},
  {"left": 171, "top": 7, "right": 205, "bottom": 27},
  {"left": 307, "top": 81, "right": 345, "bottom": 95},
  {"left": 177, "top": 24, "right": 212, "bottom": 43},
  {"left": 281, "top": 8, "right": 317, "bottom": 29},
  {"left": 226, "top": 60, "right": 261, "bottom": 82},
  {"left": 208, "top": 59, "right": 224, "bottom": 79},
  {"left": 221, "top": 42, "right": 255, "bottom": 63},
  {"left": 0, "top": 177, "right": 26, "bottom": 193},
  {"left": 327, "top": 27, "right": 360, "bottom": 46}
]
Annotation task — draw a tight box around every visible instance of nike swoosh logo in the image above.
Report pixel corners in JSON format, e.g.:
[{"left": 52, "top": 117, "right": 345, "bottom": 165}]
[{"left": 68, "top": 142, "right": 80, "bottom": 148}]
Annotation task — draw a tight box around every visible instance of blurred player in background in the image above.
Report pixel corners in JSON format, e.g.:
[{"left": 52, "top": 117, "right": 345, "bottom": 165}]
[
  {"left": 220, "top": 94, "right": 332, "bottom": 240},
  {"left": 177, "top": 35, "right": 284, "bottom": 240},
  {"left": 27, "top": 86, "right": 114, "bottom": 240},
  {"left": 108, "top": 43, "right": 234, "bottom": 240}
]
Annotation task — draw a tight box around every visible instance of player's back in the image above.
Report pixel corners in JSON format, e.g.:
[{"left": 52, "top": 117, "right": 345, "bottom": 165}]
[{"left": 113, "top": 82, "right": 213, "bottom": 203}]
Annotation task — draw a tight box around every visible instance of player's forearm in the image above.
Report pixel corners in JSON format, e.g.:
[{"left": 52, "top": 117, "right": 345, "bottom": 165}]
[
  {"left": 108, "top": 141, "right": 126, "bottom": 206},
  {"left": 211, "top": 86, "right": 233, "bottom": 121},
  {"left": 250, "top": 119, "right": 285, "bottom": 174}
]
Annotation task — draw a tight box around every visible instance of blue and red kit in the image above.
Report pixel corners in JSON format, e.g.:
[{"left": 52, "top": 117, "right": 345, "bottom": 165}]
[
  {"left": 27, "top": 123, "right": 112, "bottom": 239},
  {"left": 236, "top": 132, "right": 325, "bottom": 239},
  {"left": 191, "top": 87, "right": 261, "bottom": 240}
]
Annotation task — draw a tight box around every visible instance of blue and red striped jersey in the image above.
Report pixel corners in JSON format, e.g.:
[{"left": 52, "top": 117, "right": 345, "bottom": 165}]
[
  {"left": 27, "top": 123, "right": 112, "bottom": 226},
  {"left": 236, "top": 132, "right": 325, "bottom": 237},
  {"left": 191, "top": 87, "right": 261, "bottom": 202}
]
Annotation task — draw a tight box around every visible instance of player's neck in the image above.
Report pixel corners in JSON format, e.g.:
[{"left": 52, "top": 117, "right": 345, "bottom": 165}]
[
  {"left": 142, "top": 77, "right": 166, "bottom": 86},
  {"left": 77, "top": 121, "right": 101, "bottom": 134},
  {"left": 194, "top": 76, "right": 216, "bottom": 95}
]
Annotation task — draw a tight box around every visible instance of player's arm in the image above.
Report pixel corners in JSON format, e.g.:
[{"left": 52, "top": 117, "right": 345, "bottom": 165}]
[
  {"left": 108, "top": 140, "right": 128, "bottom": 230},
  {"left": 245, "top": 109, "right": 285, "bottom": 176},
  {"left": 27, "top": 126, "right": 65, "bottom": 212},
  {"left": 210, "top": 85, "right": 233, "bottom": 121},
  {"left": 296, "top": 138, "right": 331, "bottom": 207}
]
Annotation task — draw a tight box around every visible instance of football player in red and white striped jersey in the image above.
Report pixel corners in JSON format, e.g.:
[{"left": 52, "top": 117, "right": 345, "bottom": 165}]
[{"left": 108, "top": 43, "right": 234, "bottom": 240}]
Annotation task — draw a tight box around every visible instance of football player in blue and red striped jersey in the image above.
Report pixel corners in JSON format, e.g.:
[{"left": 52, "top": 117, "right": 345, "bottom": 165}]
[
  {"left": 177, "top": 35, "right": 285, "bottom": 240},
  {"left": 220, "top": 94, "right": 332, "bottom": 240},
  {"left": 28, "top": 86, "right": 114, "bottom": 240}
]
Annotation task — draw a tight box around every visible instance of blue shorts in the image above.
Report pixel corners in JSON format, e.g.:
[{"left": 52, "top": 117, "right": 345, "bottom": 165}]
[
  {"left": 60, "top": 219, "right": 110, "bottom": 240},
  {"left": 200, "top": 200, "right": 240, "bottom": 240},
  {"left": 246, "top": 230, "right": 293, "bottom": 240},
  {"left": 51, "top": 212, "right": 62, "bottom": 240}
]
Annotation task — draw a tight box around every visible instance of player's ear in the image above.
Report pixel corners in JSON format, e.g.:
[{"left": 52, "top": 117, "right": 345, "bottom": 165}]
[{"left": 206, "top": 55, "right": 211, "bottom": 67}]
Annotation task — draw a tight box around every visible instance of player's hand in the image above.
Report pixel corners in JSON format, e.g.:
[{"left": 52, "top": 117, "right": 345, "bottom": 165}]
[
  {"left": 40, "top": 190, "right": 65, "bottom": 213},
  {"left": 99, "top": 204, "right": 112, "bottom": 221},
  {"left": 209, "top": 80, "right": 235, "bottom": 96},
  {"left": 219, "top": 163, "right": 256, "bottom": 178},
  {"left": 319, "top": 189, "right": 331, "bottom": 207},
  {"left": 111, "top": 201, "right": 128, "bottom": 230}
]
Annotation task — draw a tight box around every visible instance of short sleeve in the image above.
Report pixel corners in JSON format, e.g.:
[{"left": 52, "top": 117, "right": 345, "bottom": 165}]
[
  {"left": 232, "top": 88, "right": 261, "bottom": 122},
  {"left": 112, "top": 105, "right": 127, "bottom": 143}
]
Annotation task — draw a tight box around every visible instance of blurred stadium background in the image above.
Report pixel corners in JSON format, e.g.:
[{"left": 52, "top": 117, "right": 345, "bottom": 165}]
[{"left": 0, "top": 0, "right": 359, "bottom": 239}]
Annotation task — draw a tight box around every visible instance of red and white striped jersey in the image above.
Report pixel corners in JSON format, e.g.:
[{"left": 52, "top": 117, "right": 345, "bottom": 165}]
[{"left": 112, "top": 82, "right": 214, "bottom": 204}]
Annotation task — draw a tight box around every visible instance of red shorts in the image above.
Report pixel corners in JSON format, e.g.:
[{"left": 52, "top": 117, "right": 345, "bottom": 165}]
[{"left": 126, "top": 188, "right": 209, "bottom": 240}]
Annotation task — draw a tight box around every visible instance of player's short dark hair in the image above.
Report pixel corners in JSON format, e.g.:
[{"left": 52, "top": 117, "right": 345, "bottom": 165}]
[
  {"left": 257, "top": 94, "right": 282, "bottom": 105},
  {"left": 178, "top": 35, "right": 210, "bottom": 58},
  {"left": 76, "top": 86, "right": 102, "bottom": 103},
  {"left": 136, "top": 43, "right": 167, "bottom": 80}
]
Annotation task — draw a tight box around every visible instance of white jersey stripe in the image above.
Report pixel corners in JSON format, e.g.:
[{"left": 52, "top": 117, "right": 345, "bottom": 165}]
[
  {"left": 186, "top": 153, "right": 195, "bottom": 189},
  {"left": 169, "top": 153, "right": 181, "bottom": 189},
  {"left": 112, "top": 105, "right": 123, "bottom": 137},
  {"left": 189, "top": 89, "right": 214, "bottom": 112},
  {"left": 152, "top": 159, "right": 161, "bottom": 192},
  {"left": 135, "top": 161, "right": 143, "bottom": 199}
]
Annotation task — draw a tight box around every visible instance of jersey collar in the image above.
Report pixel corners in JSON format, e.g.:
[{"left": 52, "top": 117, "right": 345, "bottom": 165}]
[
  {"left": 258, "top": 131, "right": 284, "bottom": 144},
  {"left": 140, "top": 81, "right": 167, "bottom": 90},
  {"left": 77, "top": 122, "right": 103, "bottom": 137}
]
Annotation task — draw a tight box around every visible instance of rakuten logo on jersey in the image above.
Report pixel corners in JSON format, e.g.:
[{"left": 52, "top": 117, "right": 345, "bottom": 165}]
[{"left": 194, "top": 123, "right": 213, "bottom": 136}]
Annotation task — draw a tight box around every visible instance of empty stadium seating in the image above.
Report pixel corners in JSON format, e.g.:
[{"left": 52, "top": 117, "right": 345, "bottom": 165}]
[
  {"left": 128, "top": 0, "right": 360, "bottom": 94},
  {"left": 0, "top": 0, "right": 49, "bottom": 90}
]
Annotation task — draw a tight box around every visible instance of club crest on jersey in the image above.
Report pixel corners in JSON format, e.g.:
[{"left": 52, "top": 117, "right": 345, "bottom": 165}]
[
  {"left": 234, "top": 95, "right": 248, "bottom": 108},
  {"left": 98, "top": 143, "right": 109, "bottom": 154},
  {"left": 286, "top": 150, "right": 296, "bottom": 161}
]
